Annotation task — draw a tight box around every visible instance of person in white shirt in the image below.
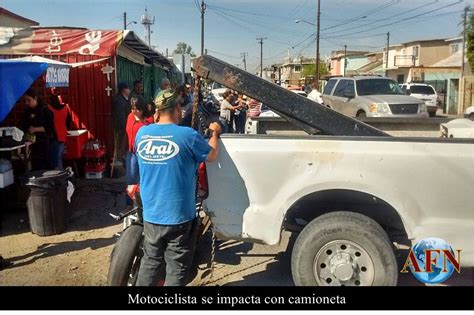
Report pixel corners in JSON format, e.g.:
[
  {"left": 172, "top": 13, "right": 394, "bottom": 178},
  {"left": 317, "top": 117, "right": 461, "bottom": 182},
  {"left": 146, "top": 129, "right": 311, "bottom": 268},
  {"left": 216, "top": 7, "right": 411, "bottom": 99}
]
[{"left": 219, "top": 90, "right": 241, "bottom": 133}]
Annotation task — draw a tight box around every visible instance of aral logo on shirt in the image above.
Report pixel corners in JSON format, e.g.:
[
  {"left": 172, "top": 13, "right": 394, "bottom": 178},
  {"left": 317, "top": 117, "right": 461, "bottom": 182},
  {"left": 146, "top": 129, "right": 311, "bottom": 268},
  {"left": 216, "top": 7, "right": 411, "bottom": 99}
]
[{"left": 137, "top": 137, "right": 180, "bottom": 162}]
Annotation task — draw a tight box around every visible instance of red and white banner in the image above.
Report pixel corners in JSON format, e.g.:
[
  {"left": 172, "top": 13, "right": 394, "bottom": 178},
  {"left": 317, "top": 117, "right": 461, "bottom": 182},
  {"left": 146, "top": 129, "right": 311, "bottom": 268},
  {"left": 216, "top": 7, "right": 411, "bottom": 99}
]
[{"left": 0, "top": 27, "right": 123, "bottom": 57}]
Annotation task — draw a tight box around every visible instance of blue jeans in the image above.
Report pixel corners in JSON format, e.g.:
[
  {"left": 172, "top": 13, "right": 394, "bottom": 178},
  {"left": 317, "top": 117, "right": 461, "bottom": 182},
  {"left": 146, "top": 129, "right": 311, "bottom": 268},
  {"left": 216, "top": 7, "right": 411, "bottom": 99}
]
[
  {"left": 136, "top": 218, "right": 199, "bottom": 286},
  {"left": 125, "top": 151, "right": 139, "bottom": 205},
  {"left": 50, "top": 141, "right": 65, "bottom": 170}
]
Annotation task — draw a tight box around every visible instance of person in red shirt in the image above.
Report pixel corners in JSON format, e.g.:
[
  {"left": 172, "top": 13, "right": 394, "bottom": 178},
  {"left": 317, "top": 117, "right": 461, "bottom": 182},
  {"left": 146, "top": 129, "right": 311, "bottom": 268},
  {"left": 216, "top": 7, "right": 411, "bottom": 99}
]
[
  {"left": 125, "top": 95, "right": 153, "bottom": 192},
  {"left": 48, "top": 94, "right": 72, "bottom": 170}
]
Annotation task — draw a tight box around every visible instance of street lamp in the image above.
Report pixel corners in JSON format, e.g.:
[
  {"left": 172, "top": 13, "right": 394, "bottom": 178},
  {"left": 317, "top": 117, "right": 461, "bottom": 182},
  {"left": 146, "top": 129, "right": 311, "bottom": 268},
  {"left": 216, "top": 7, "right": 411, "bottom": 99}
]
[
  {"left": 295, "top": 19, "right": 315, "bottom": 26},
  {"left": 126, "top": 21, "right": 137, "bottom": 28}
]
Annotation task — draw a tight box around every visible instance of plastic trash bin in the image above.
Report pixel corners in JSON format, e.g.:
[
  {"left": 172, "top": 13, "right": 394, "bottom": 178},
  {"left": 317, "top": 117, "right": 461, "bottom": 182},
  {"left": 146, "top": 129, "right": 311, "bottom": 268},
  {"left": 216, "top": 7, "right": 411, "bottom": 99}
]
[{"left": 26, "top": 170, "right": 70, "bottom": 236}]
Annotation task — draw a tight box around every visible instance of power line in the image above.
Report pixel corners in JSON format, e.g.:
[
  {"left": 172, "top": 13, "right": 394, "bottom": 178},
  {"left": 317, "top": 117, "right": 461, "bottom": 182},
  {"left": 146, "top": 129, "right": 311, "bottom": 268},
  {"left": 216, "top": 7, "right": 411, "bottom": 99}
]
[
  {"left": 193, "top": 0, "right": 201, "bottom": 13},
  {"left": 321, "top": 0, "right": 464, "bottom": 39},
  {"left": 209, "top": 6, "right": 305, "bottom": 37},
  {"left": 322, "top": 0, "right": 439, "bottom": 36},
  {"left": 321, "top": 0, "right": 401, "bottom": 32},
  {"left": 206, "top": 49, "right": 242, "bottom": 59},
  {"left": 263, "top": 31, "right": 317, "bottom": 61}
]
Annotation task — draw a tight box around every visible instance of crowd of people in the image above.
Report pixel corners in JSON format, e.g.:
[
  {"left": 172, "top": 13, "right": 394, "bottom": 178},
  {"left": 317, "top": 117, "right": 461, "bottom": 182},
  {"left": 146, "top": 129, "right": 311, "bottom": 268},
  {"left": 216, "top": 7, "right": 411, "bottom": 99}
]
[{"left": 218, "top": 89, "right": 261, "bottom": 134}]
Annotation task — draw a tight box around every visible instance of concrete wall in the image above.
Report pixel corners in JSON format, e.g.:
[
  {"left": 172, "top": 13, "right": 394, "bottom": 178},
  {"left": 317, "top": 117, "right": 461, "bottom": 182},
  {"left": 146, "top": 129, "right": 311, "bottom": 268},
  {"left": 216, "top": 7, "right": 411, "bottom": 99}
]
[
  {"left": 418, "top": 42, "right": 450, "bottom": 66},
  {"left": 331, "top": 59, "right": 341, "bottom": 76},
  {"left": 343, "top": 56, "right": 369, "bottom": 74}
]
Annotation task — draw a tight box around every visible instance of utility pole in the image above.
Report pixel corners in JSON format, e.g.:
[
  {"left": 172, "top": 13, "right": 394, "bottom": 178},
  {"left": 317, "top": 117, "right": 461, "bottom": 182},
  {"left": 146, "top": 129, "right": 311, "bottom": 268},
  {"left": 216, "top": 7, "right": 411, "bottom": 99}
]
[
  {"left": 315, "top": 0, "right": 321, "bottom": 88},
  {"left": 460, "top": 6, "right": 470, "bottom": 115},
  {"left": 257, "top": 37, "right": 267, "bottom": 77},
  {"left": 123, "top": 12, "right": 127, "bottom": 30},
  {"left": 241, "top": 52, "right": 248, "bottom": 71},
  {"left": 343, "top": 45, "right": 347, "bottom": 76},
  {"left": 201, "top": 0, "right": 207, "bottom": 56},
  {"left": 385, "top": 32, "right": 390, "bottom": 76}
]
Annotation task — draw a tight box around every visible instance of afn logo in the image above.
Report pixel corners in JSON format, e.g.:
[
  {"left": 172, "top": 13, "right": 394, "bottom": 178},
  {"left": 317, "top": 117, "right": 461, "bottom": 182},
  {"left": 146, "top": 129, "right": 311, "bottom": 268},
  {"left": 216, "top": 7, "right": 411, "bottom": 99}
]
[{"left": 137, "top": 138, "right": 180, "bottom": 162}]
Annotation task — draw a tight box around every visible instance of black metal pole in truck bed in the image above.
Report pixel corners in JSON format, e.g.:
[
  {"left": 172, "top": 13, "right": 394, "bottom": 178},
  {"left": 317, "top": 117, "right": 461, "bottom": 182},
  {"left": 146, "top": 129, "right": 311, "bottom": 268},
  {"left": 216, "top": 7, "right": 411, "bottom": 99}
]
[{"left": 192, "top": 55, "right": 389, "bottom": 137}]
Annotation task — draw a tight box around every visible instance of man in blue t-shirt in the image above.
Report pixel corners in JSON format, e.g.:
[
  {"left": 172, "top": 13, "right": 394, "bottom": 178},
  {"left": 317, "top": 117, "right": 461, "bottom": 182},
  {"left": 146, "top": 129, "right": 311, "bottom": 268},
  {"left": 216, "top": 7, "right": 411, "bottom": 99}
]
[{"left": 133, "top": 91, "right": 221, "bottom": 286}]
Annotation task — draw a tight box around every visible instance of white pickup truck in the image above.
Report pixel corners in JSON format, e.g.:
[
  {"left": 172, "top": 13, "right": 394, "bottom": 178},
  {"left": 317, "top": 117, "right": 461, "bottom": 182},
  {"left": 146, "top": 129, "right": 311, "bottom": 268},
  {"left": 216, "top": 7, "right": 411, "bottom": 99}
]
[
  {"left": 194, "top": 56, "right": 474, "bottom": 286},
  {"left": 203, "top": 135, "right": 474, "bottom": 286}
]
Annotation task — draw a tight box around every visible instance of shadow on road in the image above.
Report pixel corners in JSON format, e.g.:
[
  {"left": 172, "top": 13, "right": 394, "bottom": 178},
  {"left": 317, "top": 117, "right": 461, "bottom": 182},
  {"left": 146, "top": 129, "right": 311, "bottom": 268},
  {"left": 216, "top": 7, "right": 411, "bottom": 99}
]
[{"left": 2, "top": 236, "right": 116, "bottom": 270}]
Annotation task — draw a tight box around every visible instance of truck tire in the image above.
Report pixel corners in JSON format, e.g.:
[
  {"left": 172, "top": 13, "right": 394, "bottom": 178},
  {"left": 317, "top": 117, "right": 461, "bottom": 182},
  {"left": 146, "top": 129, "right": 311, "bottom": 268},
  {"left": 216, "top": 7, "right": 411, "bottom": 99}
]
[
  {"left": 291, "top": 211, "right": 398, "bottom": 286},
  {"left": 356, "top": 111, "right": 366, "bottom": 118},
  {"left": 107, "top": 223, "right": 144, "bottom": 286}
]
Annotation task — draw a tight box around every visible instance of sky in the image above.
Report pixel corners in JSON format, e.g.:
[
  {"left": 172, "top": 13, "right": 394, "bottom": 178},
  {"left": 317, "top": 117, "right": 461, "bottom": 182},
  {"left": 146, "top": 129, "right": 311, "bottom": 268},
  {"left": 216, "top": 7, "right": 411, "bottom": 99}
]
[{"left": 1, "top": 0, "right": 472, "bottom": 71}]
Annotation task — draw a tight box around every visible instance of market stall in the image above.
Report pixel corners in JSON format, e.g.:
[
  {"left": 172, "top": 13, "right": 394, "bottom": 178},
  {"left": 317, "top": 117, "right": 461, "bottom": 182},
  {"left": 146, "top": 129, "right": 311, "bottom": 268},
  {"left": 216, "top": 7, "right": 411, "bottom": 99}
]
[{"left": 0, "top": 59, "right": 48, "bottom": 188}]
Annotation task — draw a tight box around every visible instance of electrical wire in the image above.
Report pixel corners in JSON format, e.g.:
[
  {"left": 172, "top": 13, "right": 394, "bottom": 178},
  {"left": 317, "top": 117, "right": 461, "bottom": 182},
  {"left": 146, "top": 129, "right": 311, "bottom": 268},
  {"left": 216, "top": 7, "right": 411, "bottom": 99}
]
[
  {"left": 321, "top": 0, "right": 401, "bottom": 32},
  {"left": 322, "top": 0, "right": 439, "bottom": 36},
  {"left": 321, "top": 0, "right": 464, "bottom": 39}
]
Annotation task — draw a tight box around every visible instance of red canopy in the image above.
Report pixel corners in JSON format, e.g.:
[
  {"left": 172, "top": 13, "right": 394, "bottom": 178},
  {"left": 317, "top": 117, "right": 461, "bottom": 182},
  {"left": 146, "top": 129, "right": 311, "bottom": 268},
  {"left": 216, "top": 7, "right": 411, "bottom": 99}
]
[{"left": 0, "top": 27, "right": 123, "bottom": 57}]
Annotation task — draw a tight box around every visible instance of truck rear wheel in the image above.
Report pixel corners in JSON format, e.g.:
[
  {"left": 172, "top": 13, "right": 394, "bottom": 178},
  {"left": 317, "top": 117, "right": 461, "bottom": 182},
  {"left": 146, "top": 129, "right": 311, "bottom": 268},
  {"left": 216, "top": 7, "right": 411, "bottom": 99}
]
[{"left": 291, "top": 211, "right": 398, "bottom": 286}]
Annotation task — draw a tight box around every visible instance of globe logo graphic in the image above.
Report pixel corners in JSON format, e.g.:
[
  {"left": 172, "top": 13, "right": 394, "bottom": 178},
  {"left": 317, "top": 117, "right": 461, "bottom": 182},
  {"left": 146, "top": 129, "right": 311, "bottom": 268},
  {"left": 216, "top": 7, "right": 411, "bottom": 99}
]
[{"left": 410, "top": 238, "right": 456, "bottom": 284}]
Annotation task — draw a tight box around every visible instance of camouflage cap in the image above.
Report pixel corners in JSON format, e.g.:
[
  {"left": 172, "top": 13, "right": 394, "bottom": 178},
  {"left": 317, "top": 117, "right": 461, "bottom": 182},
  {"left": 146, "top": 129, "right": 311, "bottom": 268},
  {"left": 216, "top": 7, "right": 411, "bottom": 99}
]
[{"left": 154, "top": 90, "right": 181, "bottom": 111}]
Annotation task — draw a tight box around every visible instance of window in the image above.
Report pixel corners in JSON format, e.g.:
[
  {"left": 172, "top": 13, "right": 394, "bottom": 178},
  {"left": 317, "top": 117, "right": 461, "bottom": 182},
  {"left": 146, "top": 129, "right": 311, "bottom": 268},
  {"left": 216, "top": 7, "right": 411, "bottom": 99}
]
[
  {"left": 450, "top": 44, "right": 459, "bottom": 54},
  {"left": 323, "top": 79, "right": 337, "bottom": 95},
  {"left": 356, "top": 79, "right": 404, "bottom": 96},
  {"left": 333, "top": 79, "right": 355, "bottom": 97},
  {"left": 294, "top": 65, "right": 302, "bottom": 73},
  {"left": 409, "top": 85, "right": 435, "bottom": 95},
  {"left": 413, "top": 46, "right": 419, "bottom": 59},
  {"left": 397, "top": 74, "right": 405, "bottom": 84}
]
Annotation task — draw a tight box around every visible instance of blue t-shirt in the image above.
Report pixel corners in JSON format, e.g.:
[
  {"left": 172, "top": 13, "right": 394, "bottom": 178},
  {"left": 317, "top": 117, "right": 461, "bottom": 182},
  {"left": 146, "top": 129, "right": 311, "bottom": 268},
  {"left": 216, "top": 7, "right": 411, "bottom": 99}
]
[{"left": 134, "top": 123, "right": 211, "bottom": 225}]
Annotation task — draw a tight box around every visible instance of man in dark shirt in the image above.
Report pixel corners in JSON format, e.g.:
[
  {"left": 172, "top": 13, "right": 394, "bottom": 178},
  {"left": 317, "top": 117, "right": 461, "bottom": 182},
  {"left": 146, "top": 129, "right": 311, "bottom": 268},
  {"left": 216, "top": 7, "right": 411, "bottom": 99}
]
[{"left": 111, "top": 82, "right": 131, "bottom": 163}]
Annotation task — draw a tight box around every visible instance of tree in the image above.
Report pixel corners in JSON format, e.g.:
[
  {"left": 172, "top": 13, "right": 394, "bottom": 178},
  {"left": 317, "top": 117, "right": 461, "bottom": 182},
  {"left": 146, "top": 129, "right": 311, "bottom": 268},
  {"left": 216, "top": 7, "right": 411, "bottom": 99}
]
[
  {"left": 466, "top": 8, "right": 474, "bottom": 72},
  {"left": 173, "top": 42, "right": 196, "bottom": 57},
  {"left": 302, "top": 62, "right": 329, "bottom": 78}
]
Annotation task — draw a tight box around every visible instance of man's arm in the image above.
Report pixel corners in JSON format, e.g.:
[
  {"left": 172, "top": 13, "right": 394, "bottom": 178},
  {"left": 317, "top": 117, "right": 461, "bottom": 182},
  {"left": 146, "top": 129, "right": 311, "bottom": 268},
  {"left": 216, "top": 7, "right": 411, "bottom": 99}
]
[{"left": 206, "top": 122, "right": 221, "bottom": 162}]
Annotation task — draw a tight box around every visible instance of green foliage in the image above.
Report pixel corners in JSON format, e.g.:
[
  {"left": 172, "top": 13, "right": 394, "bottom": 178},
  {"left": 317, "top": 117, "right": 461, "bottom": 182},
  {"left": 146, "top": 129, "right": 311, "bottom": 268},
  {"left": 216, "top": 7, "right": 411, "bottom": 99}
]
[
  {"left": 173, "top": 42, "right": 196, "bottom": 57},
  {"left": 467, "top": 8, "right": 474, "bottom": 72},
  {"left": 302, "top": 62, "right": 329, "bottom": 77}
]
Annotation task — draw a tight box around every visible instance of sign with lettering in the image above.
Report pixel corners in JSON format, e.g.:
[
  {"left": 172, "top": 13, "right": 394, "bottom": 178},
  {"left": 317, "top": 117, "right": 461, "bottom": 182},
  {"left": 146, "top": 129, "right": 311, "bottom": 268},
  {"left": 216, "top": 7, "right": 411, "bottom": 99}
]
[{"left": 46, "top": 66, "right": 70, "bottom": 87}]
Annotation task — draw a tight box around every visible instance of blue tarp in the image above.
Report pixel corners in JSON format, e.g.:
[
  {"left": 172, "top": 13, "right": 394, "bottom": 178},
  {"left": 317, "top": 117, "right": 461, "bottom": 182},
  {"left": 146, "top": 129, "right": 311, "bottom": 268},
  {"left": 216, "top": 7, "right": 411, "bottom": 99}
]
[{"left": 0, "top": 60, "right": 48, "bottom": 122}]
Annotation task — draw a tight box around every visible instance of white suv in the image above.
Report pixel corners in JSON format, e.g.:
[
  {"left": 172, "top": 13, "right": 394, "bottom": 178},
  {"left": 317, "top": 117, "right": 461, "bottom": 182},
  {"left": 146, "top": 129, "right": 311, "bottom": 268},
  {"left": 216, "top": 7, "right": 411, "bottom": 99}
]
[{"left": 400, "top": 83, "right": 439, "bottom": 117}]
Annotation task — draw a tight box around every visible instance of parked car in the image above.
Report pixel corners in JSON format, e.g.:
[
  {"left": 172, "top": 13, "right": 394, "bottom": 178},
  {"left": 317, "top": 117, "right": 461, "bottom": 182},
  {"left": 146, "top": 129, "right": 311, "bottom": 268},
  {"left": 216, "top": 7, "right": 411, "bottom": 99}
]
[
  {"left": 307, "top": 89, "right": 324, "bottom": 105},
  {"left": 322, "top": 76, "right": 428, "bottom": 118},
  {"left": 400, "top": 83, "right": 439, "bottom": 117},
  {"left": 464, "top": 106, "right": 474, "bottom": 119}
]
